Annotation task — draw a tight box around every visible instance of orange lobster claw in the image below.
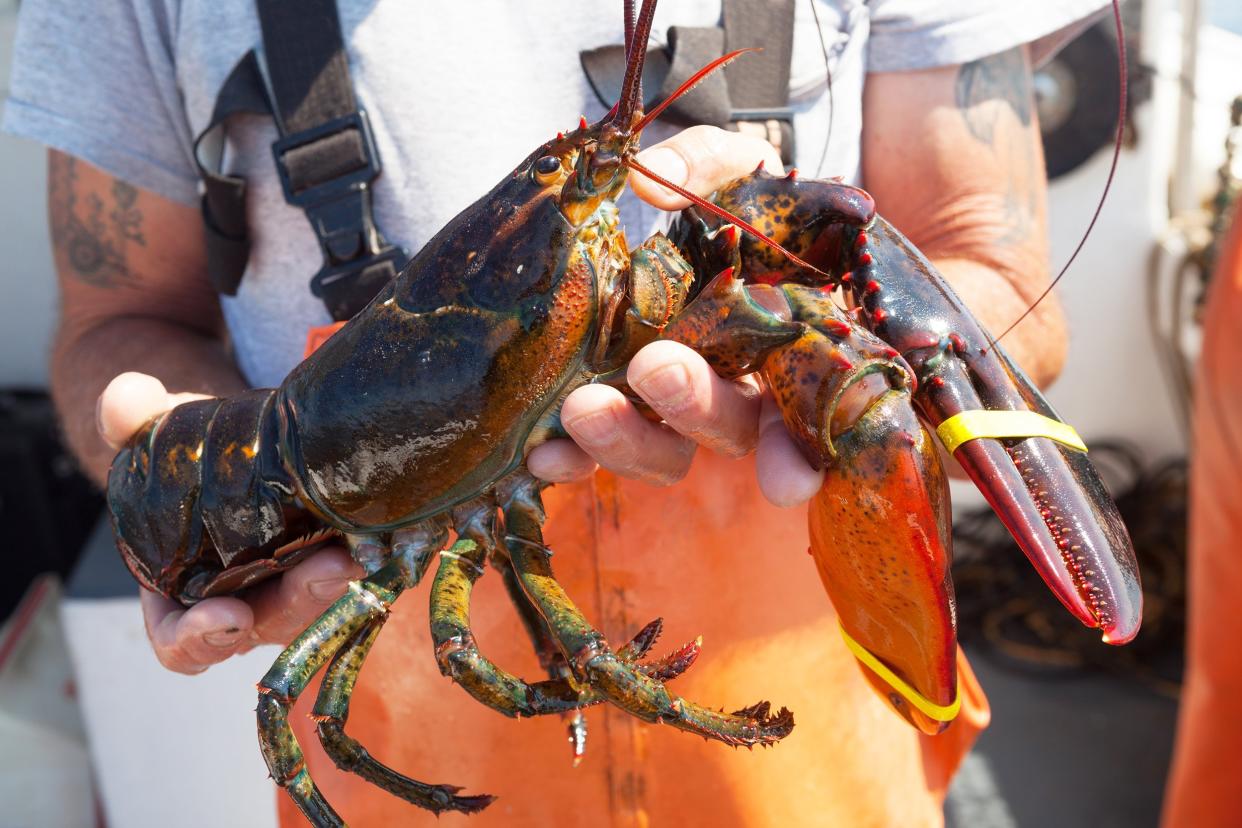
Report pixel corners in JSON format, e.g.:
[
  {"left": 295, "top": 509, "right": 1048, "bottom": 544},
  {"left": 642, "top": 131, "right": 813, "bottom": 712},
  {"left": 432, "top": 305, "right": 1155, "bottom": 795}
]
[{"left": 804, "top": 385, "right": 958, "bottom": 736}]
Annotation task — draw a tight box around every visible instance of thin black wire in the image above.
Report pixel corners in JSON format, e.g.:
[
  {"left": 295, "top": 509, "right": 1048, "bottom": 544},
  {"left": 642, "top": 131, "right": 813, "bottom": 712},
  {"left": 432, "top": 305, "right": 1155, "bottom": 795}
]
[
  {"left": 808, "top": 0, "right": 836, "bottom": 177},
  {"left": 985, "top": 0, "right": 1128, "bottom": 353}
]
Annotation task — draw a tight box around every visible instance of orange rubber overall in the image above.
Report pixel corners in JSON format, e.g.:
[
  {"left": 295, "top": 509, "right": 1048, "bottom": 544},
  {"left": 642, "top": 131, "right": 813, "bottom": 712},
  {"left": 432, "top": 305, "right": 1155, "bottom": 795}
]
[
  {"left": 1162, "top": 210, "right": 1242, "bottom": 827},
  {"left": 279, "top": 453, "right": 988, "bottom": 827}
]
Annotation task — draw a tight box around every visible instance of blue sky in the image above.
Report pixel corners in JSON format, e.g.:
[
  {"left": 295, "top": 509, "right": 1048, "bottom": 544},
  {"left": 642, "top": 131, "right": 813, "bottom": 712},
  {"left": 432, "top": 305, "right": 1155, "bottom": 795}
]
[{"left": 1210, "top": 0, "right": 1242, "bottom": 35}]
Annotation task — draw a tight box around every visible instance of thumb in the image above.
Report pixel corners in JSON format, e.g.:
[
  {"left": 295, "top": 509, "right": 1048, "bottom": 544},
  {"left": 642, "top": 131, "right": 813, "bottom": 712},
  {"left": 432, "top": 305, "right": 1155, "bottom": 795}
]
[
  {"left": 96, "top": 372, "right": 210, "bottom": 450},
  {"left": 630, "top": 124, "right": 784, "bottom": 211}
]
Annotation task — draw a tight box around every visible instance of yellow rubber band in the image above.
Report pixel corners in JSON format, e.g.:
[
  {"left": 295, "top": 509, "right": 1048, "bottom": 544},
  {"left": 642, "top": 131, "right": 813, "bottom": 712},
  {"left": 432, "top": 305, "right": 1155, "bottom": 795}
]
[
  {"left": 838, "top": 624, "right": 961, "bottom": 722},
  {"left": 935, "top": 409, "right": 1088, "bottom": 455}
]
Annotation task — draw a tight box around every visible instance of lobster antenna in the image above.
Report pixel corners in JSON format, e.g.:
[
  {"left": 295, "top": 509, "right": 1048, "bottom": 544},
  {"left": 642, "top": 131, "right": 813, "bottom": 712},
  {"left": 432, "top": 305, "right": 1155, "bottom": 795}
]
[
  {"left": 624, "top": 0, "right": 636, "bottom": 59},
  {"left": 614, "top": 0, "right": 659, "bottom": 126},
  {"left": 625, "top": 156, "right": 832, "bottom": 280},
  {"left": 634, "top": 48, "right": 759, "bottom": 133},
  {"left": 986, "top": 0, "right": 1127, "bottom": 353},
  {"left": 809, "top": 0, "right": 836, "bottom": 177}
]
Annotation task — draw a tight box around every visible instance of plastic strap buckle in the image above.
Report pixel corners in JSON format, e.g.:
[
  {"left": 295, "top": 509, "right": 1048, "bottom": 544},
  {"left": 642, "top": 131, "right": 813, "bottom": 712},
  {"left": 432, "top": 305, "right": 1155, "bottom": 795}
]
[
  {"left": 838, "top": 624, "right": 961, "bottom": 722},
  {"left": 310, "top": 245, "right": 406, "bottom": 321},
  {"left": 729, "top": 106, "right": 796, "bottom": 166},
  {"left": 935, "top": 410, "right": 1088, "bottom": 455},
  {"left": 273, "top": 110, "right": 408, "bottom": 320}
]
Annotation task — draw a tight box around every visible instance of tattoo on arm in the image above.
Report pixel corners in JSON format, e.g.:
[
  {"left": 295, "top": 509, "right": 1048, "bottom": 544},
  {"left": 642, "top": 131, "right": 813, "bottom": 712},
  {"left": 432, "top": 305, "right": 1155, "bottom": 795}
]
[
  {"left": 48, "top": 155, "right": 146, "bottom": 288},
  {"left": 955, "top": 47, "right": 1033, "bottom": 145},
  {"left": 954, "top": 47, "right": 1040, "bottom": 248}
]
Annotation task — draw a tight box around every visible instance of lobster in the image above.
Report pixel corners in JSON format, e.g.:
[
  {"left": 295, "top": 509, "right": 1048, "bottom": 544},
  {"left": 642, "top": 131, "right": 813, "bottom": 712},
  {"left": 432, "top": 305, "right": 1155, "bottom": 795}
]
[{"left": 106, "top": 0, "right": 1141, "bottom": 824}]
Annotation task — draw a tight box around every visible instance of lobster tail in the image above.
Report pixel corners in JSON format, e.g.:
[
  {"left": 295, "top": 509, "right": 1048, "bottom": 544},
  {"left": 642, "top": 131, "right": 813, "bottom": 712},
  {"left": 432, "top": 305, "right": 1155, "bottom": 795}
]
[
  {"left": 109, "top": 398, "right": 222, "bottom": 595},
  {"left": 108, "top": 388, "right": 324, "bottom": 603}
]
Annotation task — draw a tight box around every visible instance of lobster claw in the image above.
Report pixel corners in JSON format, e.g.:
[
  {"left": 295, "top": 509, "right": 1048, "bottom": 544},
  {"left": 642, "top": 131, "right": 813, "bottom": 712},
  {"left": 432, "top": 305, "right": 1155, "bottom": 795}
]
[
  {"left": 843, "top": 217, "right": 1142, "bottom": 644},
  {"left": 762, "top": 286, "right": 959, "bottom": 735},
  {"left": 663, "top": 270, "right": 964, "bottom": 735}
]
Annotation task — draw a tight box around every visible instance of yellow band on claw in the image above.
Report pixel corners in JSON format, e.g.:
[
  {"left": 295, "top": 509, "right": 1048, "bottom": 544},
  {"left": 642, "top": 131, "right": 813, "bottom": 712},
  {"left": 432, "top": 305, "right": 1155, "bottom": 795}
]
[
  {"left": 935, "top": 410, "right": 1088, "bottom": 455},
  {"left": 839, "top": 624, "right": 961, "bottom": 722}
]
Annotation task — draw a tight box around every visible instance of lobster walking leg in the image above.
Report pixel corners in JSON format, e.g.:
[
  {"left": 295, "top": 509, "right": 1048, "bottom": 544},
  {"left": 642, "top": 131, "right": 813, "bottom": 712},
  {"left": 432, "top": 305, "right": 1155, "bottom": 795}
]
[
  {"left": 431, "top": 538, "right": 702, "bottom": 717},
  {"left": 312, "top": 620, "right": 496, "bottom": 815},
  {"left": 257, "top": 537, "right": 491, "bottom": 827},
  {"left": 502, "top": 473, "right": 795, "bottom": 747},
  {"left": 496, "top": 548, "right": 591, "bottom": 757}
]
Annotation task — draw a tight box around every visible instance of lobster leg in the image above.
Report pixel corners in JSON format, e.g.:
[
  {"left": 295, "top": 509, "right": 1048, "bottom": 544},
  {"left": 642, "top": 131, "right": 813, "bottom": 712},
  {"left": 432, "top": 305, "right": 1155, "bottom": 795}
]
[
  {"left": 494, "top": 549, "right": 592, "bottom": 758},
  {"left": 311, "top": 620, "right": 495, "bottom": 815},
  {"left": 501, "top": 472, "right": 795, "bottom": 747},
  {"left": 482, "top": 486, "right": 595, "bottom": 759},
  {"left": 431, "top": 538, "right": 702, "bottom": 718},
  {"left": 256, "top": 531, "right": 491, "bottom": 827}
]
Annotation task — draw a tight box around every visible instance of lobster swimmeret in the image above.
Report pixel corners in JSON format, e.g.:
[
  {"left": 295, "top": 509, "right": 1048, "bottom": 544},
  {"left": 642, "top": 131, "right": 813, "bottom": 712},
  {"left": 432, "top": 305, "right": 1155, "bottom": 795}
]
[{"left": 106, "top": 1, "right": 1141, "bottom": 823}]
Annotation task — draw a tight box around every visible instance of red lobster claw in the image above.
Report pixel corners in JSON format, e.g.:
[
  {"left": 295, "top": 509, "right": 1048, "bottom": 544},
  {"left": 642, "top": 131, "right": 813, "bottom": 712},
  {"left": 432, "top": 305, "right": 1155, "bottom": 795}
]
[
  {"left": 840, "top": 217, "right": 1142, "bottom": 644},
  {"left": 764, "top": 287, "right": 960, "bottom": 735}
]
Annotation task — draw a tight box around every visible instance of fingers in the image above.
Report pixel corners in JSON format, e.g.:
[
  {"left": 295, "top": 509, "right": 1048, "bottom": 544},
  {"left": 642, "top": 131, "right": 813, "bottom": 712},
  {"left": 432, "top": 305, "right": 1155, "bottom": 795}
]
[
  {"left": 559, "top": 383, "right": 697, "bottom": 485},
  {"left": 141, "top": 588, "right": 255, "bottom": 674},
  {"left": 755, "top": 395, "right": 824, "bottom": 507},
  {"left": 97, "top": 371, "right": 211, "bottom": 450},
  {"left": 631, "top": 125, "right": 784, "bottom": 210},
  {"left": 248, "top": 546, "right": 364, "bottom": 646},
  {"left": 141, "top": 546, "right": 366, "bottom": 674},
  {"left": 538, "top": 342, "right": 760, "bottom": 486},
  {"left": 627, "top": 341, "right": 760, "bottom": 458},
  {"left": 526, "top": 438, "right": 599, "bottom": 483}
]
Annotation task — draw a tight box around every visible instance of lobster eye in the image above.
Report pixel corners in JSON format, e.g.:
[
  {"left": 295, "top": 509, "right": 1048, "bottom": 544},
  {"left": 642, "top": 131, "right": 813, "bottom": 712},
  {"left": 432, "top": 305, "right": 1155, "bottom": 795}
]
[{"left": 534, "top": 155, "right": 562, "bottom": 183}]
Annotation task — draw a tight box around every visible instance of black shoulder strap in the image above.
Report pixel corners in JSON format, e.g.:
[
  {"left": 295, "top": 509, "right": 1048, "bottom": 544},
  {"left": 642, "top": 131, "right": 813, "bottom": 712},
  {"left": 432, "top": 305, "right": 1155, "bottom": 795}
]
[
  {"left": 578, "top": 0, "right": 797, "bottom": 164},
  {"left": 722, "top": 0, "right": 797, "bottom": 164},
  {"left": 195, "top": 52, "right": 269, "bottom": 298},
  {"left": 258, "top": 0, "right": 358, "bottom": 132},
  {"left": 195, "top": 0, "right": 407, "bottom": 321}
]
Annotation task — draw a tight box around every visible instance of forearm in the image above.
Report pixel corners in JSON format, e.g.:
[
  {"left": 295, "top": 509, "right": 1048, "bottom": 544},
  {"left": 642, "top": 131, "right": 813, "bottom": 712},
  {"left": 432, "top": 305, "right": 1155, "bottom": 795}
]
[
  {"left": 52, "top": 316, "right": 245, "bottom": 486},
  {"left": 862, "top": 47, "right": 1067, "bottom": 389},
  {"left": 908, "top": 175, "right": 1066, "bottom": 387}
]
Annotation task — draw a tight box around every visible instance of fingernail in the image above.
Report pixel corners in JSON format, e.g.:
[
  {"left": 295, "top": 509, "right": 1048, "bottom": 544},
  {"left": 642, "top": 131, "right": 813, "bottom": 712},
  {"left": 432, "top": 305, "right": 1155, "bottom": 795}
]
[
  {"left": 566, "top": 410, "right": 620, "bottom": 446},
  {"left": 308, "top": 578, "right": 349, "bottom": 601},
  {"left": 203, "top": 627, "right": 245, "bottom": 648},
  {"left": 636, "top": 147, "right": 689, "bottom": 188},
  {"left": 633, "top": 363, "right": 692, "bottom": 411},
  {"left": 95, "top": 394, "right": 108, "bottom": 440}
]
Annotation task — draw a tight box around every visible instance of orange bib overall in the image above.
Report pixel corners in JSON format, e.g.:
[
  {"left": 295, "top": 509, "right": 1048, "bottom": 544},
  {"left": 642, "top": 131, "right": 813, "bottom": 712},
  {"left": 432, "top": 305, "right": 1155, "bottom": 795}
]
[
  {"left": 281, "top": 452, "right": 989, "bottom": 827},
  {"left": 1162, "top": 211, "right": 1242, "bottom": 827}
]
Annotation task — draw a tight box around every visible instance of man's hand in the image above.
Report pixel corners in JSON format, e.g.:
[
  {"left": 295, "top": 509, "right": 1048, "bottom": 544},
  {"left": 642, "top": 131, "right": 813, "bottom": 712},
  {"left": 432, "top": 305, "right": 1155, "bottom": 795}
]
[
  {"left": 98, "top": 372, "right": 363, "bottom": 674},
  {"left": 526, "top": 126, "right": 824, "bottom": 507}
]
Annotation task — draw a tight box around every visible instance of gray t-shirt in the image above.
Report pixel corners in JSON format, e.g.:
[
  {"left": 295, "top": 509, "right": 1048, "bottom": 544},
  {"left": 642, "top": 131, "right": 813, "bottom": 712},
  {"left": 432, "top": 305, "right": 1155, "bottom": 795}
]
[{"left": 4, "top": 0, "right": 1105, "bottom": 387}]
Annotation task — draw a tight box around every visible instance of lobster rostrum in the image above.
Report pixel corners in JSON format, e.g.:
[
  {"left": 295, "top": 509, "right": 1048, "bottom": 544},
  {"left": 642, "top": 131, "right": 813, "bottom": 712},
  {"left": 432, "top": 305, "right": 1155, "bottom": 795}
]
[{"left": 106, "top": 0, "right": 1141, "bottom": 822}]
